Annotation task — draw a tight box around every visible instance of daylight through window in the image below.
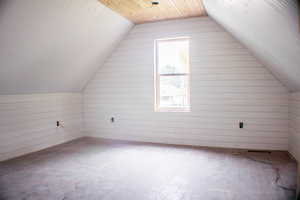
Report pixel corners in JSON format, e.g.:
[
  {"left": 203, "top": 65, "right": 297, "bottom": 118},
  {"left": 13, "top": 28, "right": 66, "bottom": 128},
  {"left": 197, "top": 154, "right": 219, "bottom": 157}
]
[{"left": 155, "top": 37, "right": 190, "bottom": 112}]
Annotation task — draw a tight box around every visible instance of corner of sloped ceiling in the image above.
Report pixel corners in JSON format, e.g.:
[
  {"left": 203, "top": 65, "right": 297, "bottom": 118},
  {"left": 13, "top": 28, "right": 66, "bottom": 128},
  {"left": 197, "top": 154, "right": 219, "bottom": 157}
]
[
  {"left": 79, "top": 2, "right": 135, "bottom": 92},
  {"left": 0, "top": 0, "right": 133, "bottom": 95},
  {"left": 203, "top": 0, "right": 300, "bottom": 92}
]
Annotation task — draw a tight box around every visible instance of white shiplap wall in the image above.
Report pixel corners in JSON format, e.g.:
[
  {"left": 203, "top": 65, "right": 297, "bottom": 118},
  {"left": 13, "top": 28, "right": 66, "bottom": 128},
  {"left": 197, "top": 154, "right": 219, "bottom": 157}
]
[
  {"left": 83, "top": 17, "right": 289, "bottom": 150},
  {"left": 289, "top": 92, "right": 300, "bottom": 162},
  {"left": 0, "top": 93, "right": 83, "bottom": 161},
  {"left": 204, "top": 0, "right": 300, "bottom": 91}
]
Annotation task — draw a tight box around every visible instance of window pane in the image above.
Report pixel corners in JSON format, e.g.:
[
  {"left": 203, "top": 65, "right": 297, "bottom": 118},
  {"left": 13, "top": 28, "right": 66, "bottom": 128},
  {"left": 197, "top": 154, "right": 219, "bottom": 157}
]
[
  {"left": 159, "top": 75, "right": 189, "bottom": 108},
  {"left": 158, "top": 39, "right": 189, "bottom": 74}
]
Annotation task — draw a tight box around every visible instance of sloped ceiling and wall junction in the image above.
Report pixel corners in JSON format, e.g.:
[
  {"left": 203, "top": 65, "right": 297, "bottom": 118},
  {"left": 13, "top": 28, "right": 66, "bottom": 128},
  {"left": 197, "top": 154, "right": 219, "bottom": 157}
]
[
  {"left": 0, "top": 0, "right": 299, "bottom": 164},
  {"left": 0, "top": 0, "right": 133, "bottom": 95},
  {"left": 84, "top": 17, "right": 290, "bottom": 150},
  {"left": 0, "top": 0, "right": 299, "bottom": 94},
  {"left": 203, "top": 0, "right": 300, "bottom": 92}
]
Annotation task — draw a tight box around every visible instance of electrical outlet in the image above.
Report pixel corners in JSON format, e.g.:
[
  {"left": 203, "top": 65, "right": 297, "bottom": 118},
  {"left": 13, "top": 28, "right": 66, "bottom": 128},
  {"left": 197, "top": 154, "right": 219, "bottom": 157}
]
[
  {"left": 239, "top": 122, "right": 244, "bottom": 129},
  {"left": 56, "top": 121, "right": 64, "bottom": 127}
]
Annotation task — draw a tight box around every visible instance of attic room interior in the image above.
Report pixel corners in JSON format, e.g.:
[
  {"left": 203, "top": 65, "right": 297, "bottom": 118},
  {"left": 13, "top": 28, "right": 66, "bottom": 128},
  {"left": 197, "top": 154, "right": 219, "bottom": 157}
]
[{"left": 0, "top": 0, "right": 300, "bottom": 199}]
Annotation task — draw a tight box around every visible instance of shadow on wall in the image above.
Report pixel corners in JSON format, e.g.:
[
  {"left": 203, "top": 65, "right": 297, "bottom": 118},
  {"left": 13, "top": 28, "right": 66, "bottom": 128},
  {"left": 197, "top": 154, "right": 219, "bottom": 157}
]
[
  {"left": 297, "top": 163, "right": 300, "bottom": 199},
  {"left": 0, "top": 0, "right": 9, "bottom": 19},
  {"left": 299, "top": 0, "right": 300, "bottom": 33},
  {"left": 298, "top": 166, "right": 300, "bottom": 199}
]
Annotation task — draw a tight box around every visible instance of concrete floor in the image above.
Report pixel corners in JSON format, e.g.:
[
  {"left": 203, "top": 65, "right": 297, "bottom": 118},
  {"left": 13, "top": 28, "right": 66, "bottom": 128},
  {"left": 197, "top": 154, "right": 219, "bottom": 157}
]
[{"left": 0, "top": 137, "right": 297, "bottom": 200}]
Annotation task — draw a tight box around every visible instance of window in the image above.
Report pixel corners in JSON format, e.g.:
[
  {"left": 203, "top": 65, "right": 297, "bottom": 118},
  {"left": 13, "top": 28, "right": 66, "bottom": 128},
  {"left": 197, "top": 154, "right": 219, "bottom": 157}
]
[{"left": 154, "top": 37, "right": 190, "bottom": 112}]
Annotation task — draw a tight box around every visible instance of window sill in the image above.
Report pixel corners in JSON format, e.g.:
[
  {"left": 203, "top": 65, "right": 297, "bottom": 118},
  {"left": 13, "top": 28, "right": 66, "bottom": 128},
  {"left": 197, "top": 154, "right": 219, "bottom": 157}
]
[{"left": 155, "top": 107, "right": 191, "bottom": 113}]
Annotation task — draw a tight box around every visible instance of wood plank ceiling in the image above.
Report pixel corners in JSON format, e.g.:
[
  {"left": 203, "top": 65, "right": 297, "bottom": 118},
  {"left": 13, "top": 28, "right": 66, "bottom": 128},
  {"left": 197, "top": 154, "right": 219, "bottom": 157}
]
[{"left": 99, "top": 0, "right": 207, "bottom": 24}]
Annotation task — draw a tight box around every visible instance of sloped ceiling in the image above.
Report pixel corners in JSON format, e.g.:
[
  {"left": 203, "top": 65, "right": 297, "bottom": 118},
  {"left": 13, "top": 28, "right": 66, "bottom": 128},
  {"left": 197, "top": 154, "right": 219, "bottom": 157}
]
[
  {"left": 203, "top": 0, "right": 300, "bottom": 92},
  {"left": 0, "top": 0, "right": 133, "bottom": 95},
  {"left": 1, "top": 0, "right": 300, "bottom": 94}
]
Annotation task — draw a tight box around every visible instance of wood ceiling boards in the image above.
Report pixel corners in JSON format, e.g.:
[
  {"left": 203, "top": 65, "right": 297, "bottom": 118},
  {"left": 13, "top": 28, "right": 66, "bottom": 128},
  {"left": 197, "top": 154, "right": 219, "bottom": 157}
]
[{"left": 99, "top": 0, "right": 207, "bottom": 24}]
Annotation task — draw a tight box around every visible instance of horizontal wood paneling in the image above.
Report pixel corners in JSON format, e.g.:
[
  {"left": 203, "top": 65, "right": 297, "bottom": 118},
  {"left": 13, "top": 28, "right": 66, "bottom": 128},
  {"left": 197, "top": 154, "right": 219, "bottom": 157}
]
[
  {"left": 203, "top": 0, "right": 300, "bottom": 92},
  {"left": 0, "top": 93, "right": 83, "bottom": 161},
  {"left": 289, "top": 92, "right": 300, "bottom": 162},
  {"left": 83, "top": 17, "right": 289, "bottom": 150}
]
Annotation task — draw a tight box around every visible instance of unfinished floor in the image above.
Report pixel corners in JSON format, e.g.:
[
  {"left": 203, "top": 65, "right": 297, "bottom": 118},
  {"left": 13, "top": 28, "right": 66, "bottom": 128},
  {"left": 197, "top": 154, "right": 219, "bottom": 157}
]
[{"left": 0, "top": 137, "right": 297, "bottom": 200}]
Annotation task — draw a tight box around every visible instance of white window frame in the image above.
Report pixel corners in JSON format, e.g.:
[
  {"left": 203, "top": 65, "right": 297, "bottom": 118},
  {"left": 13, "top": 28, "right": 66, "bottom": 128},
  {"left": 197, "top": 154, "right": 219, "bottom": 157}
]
[{"left": 154, "top": 37, "right": 191, "bottom": 112}]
